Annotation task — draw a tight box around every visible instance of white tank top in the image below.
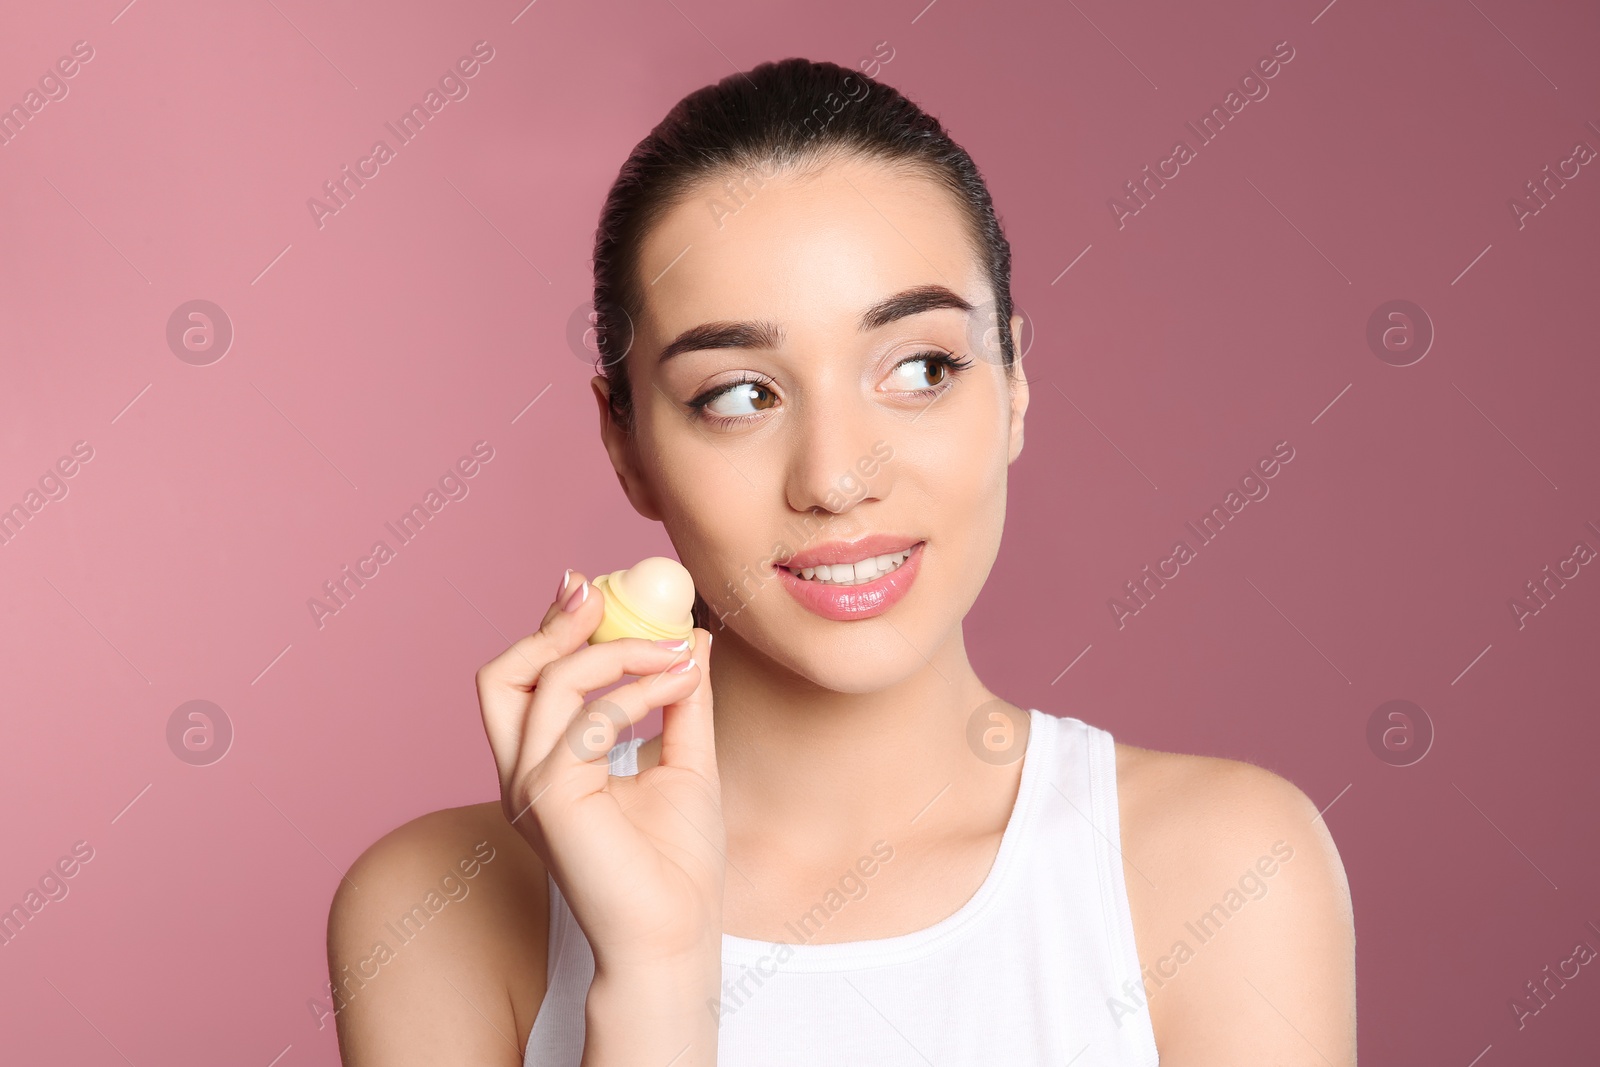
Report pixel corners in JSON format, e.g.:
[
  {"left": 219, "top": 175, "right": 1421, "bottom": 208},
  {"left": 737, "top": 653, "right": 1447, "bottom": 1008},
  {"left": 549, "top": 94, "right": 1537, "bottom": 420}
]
[{"left": 522, "top": 709, "right": 1161, "bottom": 1065}]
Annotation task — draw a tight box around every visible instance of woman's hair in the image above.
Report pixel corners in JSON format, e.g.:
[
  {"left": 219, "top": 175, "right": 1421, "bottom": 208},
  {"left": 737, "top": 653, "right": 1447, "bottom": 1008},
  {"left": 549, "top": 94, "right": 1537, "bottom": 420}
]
[{"left": 590, "top": 56, "right": 1018, "bottom": 432}]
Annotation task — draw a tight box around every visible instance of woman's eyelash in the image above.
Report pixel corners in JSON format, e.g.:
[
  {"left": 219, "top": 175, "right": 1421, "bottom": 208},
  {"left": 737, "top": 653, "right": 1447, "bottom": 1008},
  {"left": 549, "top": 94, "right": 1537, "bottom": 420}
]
[
  {"left": 686, "top": 372, "right": 775, "bottom": 413},
  {"left": 685, "top": 351, "right": 974, "bottom": 423},
  {"left": 916, "top": 351, "right": 975, "bottom": 376}
]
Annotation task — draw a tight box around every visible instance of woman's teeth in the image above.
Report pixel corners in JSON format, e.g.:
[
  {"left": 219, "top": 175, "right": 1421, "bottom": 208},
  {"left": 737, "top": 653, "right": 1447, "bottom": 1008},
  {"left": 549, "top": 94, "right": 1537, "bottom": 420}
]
[{"left": 790, "top": 548, "right": 912, "bottom": 586}]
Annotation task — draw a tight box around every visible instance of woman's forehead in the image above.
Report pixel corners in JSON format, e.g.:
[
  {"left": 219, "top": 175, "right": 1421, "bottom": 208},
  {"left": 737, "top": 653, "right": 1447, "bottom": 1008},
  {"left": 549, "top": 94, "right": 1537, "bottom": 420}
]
[{"left": 635, "top": 157, "right": 986, "bottom": 344}]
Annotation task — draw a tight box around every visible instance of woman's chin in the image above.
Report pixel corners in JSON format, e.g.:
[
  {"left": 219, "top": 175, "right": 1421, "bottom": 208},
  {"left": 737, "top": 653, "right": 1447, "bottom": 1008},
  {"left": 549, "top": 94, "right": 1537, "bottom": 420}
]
[{"left": 738, "top": 619, "right": 942, "bottom": 695}]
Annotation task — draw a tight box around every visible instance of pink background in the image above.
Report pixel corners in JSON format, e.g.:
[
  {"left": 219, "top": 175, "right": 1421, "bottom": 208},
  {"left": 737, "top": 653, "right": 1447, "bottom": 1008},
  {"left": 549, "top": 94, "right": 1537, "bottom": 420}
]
[{"left": 3, "top": 0, "right": 1597, "bottom": 1062}]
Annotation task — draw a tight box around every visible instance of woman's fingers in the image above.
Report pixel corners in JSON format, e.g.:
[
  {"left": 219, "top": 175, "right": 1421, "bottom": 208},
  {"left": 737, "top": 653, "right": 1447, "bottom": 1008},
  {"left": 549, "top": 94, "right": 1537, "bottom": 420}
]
[
  {"left": 520, "top": 637, "right": 700, "bottom": 771},
  {"left": 475, "top": 569, "right": 603, "bottom": 780},
  {"left": 658, "top": 628, "right": 717, "bottom": 780}
]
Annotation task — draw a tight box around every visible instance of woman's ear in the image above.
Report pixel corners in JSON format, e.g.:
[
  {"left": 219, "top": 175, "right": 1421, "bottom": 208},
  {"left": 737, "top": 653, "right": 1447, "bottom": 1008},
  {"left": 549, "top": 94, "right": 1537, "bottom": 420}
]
[
  {"left": 592, "top": 374, "right": 664, "bottom": 521},
  {"left": 1006, "top": 314, "right": 1029, "bottom": 464}
]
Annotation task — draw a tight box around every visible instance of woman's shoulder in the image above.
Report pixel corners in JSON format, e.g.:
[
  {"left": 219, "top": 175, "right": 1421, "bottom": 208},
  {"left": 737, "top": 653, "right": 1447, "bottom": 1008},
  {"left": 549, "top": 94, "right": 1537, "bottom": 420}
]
[
  {"left": 1109, "top": 737, "right": 1356, "bottom": 1059},
  {"left": 326, "top": 801, "right": 550, "bottom": 1061},
  {"left": 334, "top": 800, "right": 546, "bottom": 913},
  {"left": 1112, "top": 737, "right": 1324, "bottom": 842},
  {"left": 1111, "top": 736, "right": 1348, "bottom": 904}
]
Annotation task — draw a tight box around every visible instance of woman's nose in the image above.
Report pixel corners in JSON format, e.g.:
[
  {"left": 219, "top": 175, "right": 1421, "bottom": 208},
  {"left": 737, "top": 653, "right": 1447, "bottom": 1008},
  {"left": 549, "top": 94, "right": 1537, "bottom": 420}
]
[{"left": 782, "top": 402, "right": 892, "bottom": 515}]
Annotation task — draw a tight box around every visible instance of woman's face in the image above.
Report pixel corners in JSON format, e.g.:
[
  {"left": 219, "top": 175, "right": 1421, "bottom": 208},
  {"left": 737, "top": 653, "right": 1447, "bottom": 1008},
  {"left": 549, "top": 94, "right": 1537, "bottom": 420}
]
[{"left": 594, "top": 153, "right": 1028, "bottom": 694}]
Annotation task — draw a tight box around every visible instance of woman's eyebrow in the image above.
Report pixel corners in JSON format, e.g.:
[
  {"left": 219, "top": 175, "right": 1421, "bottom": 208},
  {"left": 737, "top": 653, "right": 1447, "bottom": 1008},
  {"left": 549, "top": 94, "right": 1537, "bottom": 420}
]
[
  {"left": 657, "top": 321, "right": 782, "bottom": 364},
  {"left": 655, "top": 285, "right": 974, "bottom": 364},
  {"left": 858, "top": 284, "right": 975, "bottom": 331}
]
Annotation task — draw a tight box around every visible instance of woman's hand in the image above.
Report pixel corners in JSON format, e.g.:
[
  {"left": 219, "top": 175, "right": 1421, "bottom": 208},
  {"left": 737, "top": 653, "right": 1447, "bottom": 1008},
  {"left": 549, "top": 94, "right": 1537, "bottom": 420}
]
[{"left": 475, "top": 569, "right": 725, "bottom": 974}]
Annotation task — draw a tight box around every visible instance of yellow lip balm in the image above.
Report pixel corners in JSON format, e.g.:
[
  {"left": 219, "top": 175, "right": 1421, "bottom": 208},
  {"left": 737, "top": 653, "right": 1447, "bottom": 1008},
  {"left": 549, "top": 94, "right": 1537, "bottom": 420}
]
[{"left": 585, "top": 556, "right": 698, "bottom": 651}]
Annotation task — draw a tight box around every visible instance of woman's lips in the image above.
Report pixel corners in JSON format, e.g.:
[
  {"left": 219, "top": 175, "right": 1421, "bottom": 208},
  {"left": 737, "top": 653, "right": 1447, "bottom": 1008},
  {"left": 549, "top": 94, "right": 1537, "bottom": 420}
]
[{"left": 776, "top": 540, "right": 924, "bottom": 621}]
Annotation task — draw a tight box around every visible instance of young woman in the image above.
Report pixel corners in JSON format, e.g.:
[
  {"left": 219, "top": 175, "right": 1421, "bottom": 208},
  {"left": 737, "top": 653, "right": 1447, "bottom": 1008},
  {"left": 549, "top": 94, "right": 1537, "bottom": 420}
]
[{"left": 327, "top": 58, "right": 1356, "bottom": 1066}]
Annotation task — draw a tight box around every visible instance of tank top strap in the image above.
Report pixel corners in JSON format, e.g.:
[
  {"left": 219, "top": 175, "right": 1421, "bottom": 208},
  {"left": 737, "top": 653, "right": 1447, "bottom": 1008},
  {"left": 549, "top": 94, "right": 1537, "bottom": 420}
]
[
  {"left": 608, "top": 735, "right": 644, "bottom": 775},
  {"left": 1029, "top": 710, "right": 1160, "bottom": 1064}
]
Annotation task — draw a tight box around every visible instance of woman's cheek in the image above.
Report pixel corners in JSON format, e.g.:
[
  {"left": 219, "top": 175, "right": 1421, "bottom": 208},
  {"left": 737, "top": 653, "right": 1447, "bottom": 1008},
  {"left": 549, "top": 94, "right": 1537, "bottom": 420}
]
[
  {"left": 917, "top": 420, "right": 990, "bottom": 497},
  {"left": 664, "top": 470, "right": 748, "bottom": 570}
]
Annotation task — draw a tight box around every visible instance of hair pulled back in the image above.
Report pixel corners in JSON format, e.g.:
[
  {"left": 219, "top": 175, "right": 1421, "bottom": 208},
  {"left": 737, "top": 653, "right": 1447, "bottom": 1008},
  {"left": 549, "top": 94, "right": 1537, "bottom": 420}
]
[{"left": 590, "top": 56, "right": 1017, "bottom": 431}]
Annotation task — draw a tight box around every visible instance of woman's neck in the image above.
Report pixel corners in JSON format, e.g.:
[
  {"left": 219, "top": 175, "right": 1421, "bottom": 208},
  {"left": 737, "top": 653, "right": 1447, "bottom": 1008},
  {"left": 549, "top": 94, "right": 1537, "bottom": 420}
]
[{"left": 699, "top": 621, "right": 1015, "bottom": 862}]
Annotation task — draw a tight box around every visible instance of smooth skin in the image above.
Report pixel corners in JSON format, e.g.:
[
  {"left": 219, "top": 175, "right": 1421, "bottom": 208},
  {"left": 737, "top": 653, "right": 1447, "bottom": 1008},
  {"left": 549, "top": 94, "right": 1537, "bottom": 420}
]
[{"left": 328, "top": 152, "right": 1356, "bottom": 1066}]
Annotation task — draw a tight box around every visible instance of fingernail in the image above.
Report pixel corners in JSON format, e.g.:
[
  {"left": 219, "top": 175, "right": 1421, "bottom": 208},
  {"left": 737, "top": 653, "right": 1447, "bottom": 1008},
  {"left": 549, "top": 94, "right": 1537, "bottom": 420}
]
[
  {"left": 668, "top": 656, "right": 696, "bottom": 674},
  {"left": 654, "top": 638, "right": 690, "bottom": 651},
  {"left": 562, "top": 580, "right": 588, "bottom": 613},
  {"left": 557, "top": 568, "right": 571, "bottom": 599},
  {"left": 706, "top": 632, "right": 714, "bottom": 649}
]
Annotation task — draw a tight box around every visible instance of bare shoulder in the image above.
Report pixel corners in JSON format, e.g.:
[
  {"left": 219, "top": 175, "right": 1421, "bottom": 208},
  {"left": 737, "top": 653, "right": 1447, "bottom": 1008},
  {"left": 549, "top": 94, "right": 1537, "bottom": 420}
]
[
  {"left": 326, "top": 801, "right": 549, "bottom": 1066},
  {"left": 1114, "top": 740, "right": 1332, "bottom": 856},
  {"left": 1112, "top": 740, "right": 1356, "bottom": 1065}
]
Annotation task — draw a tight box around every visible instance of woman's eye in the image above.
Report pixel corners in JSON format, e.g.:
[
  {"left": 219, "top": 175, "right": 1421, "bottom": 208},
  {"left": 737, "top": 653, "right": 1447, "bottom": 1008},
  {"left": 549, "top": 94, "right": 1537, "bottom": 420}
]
[
  {"left": 701, "top": 380, "right": 777, "bottom": 418},
  {"left": 886, "top": 353, "right": 957, "bottom": 391}
]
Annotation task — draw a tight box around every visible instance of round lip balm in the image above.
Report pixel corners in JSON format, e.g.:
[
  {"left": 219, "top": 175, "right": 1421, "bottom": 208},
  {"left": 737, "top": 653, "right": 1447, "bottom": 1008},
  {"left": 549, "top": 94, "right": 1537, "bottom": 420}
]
[{"left": 586, "top": 556, "right": 697, "bottom": 650}]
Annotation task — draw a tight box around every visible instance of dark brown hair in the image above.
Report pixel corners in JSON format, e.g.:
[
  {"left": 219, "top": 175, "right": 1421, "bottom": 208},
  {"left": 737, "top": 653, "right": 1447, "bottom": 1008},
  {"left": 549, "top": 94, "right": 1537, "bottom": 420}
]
[{"left": 589, "top": 56, "right": 1017, "bottom": 431}]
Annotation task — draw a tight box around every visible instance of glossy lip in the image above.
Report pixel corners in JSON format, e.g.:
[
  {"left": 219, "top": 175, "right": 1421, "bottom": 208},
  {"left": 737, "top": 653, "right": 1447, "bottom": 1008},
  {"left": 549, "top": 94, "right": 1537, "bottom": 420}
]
[
  {"left": 776, "top": 540, "right": 925, "bottom": 621},
  {"left": 775, "top": 533, "right": 923, "bottom": 570}
]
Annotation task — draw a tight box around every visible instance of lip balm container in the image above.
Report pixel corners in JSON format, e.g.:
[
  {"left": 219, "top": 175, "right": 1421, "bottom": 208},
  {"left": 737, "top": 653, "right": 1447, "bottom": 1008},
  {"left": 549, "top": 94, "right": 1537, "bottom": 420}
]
[{"left": 585, "top": 556, "right": 698, "bottom": 651}]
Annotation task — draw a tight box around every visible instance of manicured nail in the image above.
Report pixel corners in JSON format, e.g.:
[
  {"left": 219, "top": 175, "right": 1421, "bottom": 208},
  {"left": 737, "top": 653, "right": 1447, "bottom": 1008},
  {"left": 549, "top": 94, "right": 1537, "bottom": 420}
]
[
  {"left": 557, "top": 568, "right": 572, "bottom": 599},
  {"left": 562, "top": 580, "right": 588, "bottom": 613},
  {"left": 654, "top": 638, "right": 690, "bottom": 651},
  {"left": 668, "top": 656, "right": 696, "bottom": 674}
]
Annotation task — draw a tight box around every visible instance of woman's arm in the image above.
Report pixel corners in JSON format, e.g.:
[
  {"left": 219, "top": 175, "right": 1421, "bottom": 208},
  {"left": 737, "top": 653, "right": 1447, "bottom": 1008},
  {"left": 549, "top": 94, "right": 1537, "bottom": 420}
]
[
  {"left": 1120, "top": 751, "right": 1357, "bottom": 1065},
  {"left": 326, "top": 804, "right": 548, "bottom": 1066},
  {"left": 326, "top": 799, "right": 722, "bottom": 1067}
]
